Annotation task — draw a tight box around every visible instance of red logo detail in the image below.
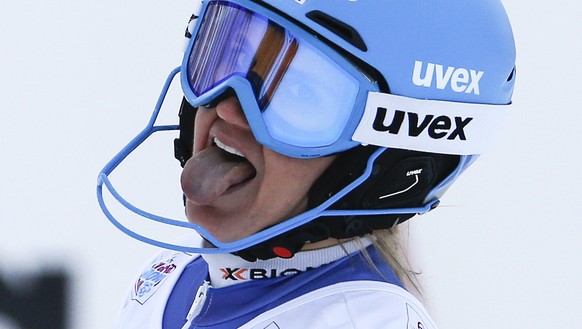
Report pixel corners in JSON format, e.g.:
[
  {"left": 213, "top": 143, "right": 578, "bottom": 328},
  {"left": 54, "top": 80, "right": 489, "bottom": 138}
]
[
  {"left": 272, "top": 247, "right": 293, "bottom": 258},
  {"left": 153, "top": 261, "right": 177, "bottom": 274},
  {"left": 220, "top": 268, "right": 248, "bottom": 280}
]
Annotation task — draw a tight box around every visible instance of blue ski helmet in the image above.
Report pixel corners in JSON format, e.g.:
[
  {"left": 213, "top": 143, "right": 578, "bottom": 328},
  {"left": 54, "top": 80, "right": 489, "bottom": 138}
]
[{"left": 97, "top": 0, "right": 516, "bottom": 259}]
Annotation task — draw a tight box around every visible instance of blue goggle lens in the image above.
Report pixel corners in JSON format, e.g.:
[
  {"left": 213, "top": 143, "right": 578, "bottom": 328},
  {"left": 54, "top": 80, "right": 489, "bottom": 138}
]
[{"left": 185, "top": 1, "right": 360, "bottom": 149}]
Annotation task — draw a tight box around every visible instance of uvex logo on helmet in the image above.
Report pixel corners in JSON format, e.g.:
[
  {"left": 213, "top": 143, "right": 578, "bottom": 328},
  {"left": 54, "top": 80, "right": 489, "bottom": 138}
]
[{"left": 412, "top": 61, "right": 484, "bottom": 95}]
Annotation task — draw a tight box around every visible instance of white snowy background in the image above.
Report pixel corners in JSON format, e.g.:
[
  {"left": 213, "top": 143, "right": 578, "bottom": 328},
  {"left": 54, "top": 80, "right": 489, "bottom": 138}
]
[{"left": 0, "top": 0, "right": 580, "bottom": 328}]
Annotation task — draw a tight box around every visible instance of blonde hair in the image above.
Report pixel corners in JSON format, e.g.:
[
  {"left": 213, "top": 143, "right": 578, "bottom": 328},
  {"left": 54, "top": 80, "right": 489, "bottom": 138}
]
[{"left": 358, "top": 225, "right": 424, "bottom": 298}]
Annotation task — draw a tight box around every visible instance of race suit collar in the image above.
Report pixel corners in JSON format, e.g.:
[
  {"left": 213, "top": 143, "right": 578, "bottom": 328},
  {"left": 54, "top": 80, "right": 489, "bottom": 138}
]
[{"left": 202, "top": 238, "right": 372, "bottom": 288}]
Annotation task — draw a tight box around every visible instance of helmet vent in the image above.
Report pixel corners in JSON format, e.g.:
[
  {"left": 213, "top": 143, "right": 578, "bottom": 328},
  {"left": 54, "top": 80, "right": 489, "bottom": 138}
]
[
  {"left": 507, "top": 67, "right": 516, "bottom": 82},
  {"left": 306, "top": 10, "right": 367, "bottom": 52}
]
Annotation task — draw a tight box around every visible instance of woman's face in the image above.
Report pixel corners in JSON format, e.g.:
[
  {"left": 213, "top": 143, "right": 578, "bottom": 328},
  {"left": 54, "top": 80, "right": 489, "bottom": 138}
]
[{"left": 181, "top": 96, "right": 335, "bottom": 243}]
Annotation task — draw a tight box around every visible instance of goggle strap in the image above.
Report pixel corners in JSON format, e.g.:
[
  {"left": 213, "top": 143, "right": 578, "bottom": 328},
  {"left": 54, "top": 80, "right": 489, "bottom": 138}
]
[
  {"left": 182, "top": 3, "right": 202, "bottom": 52},
  {"left": 174, "top": 97, "right": 197, "bottom": 168},
  {"left": 353, "top": 92, "right": 511, "bottom": 155}
]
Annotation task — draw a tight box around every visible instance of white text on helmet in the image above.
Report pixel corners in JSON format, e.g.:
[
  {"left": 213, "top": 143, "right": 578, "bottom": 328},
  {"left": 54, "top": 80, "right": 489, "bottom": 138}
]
[
  {"left": 412, "top": 61, "right": 484, "bottom": 95},
  {"left": 406, "top": 169, "right": 423, "bottom": 176}
]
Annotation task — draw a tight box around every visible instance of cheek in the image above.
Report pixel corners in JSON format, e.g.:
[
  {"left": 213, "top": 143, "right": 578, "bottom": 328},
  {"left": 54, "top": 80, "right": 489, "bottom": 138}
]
[
  {"left": 262, "top": 151, "right": 336, "bottom": 204},
  {"left": 279, "top": 153, "right": 336, "bottom": 181}
]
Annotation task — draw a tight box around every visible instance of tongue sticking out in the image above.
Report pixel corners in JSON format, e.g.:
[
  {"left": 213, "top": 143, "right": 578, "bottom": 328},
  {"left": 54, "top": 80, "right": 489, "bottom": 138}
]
[{"left": 181, "top": 147, "right": 256, "bottom": 205}]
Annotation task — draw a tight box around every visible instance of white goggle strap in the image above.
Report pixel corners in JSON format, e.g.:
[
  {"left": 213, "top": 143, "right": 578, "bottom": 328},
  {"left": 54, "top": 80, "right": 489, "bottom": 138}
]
[{"left": 352, "top": 92, "right": 511, "bottom": 155}]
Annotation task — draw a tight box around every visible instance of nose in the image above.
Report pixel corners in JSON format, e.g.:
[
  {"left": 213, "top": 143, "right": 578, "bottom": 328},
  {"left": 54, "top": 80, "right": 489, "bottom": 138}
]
[{"left": 215, "top": 95, "right": 250, "bottom": 129}]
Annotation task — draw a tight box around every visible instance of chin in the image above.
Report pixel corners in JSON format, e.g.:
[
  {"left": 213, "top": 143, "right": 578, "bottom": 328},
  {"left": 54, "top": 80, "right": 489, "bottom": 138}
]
[{"left": 186, "top": 209, "right": 256, "bottom": 244}]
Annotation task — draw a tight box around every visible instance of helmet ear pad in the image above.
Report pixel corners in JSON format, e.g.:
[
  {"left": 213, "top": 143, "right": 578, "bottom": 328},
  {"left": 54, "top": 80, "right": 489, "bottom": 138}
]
[
  {"left": 174, "top": 97, "right": 197, "bottom": 168},
  {"left": 308, "top": 146, "right": 460, "bottom": 238}
]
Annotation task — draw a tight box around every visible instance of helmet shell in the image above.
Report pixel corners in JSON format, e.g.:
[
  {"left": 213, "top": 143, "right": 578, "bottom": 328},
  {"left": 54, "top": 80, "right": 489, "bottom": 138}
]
[{"left": 257, "top": 0, "right": 516, "bottom": 104}]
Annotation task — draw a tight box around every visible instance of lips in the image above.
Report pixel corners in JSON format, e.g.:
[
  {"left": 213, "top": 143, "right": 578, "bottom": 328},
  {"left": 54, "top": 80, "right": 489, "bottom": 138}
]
[{"left": 181, "top": 139, "right": 257, "bottom": 205}]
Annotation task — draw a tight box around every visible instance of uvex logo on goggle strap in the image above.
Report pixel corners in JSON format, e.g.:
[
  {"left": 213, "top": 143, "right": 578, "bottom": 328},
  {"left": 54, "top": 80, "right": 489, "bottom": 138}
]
[
  {"left": 352, "top": 92, "right": 509, "bottom": 155},
  {"left": 220, "top": 267, "right": 314, "bottom": 281},
  {"left": 372, "top": 108, "right": 473, "bottom": 141}
]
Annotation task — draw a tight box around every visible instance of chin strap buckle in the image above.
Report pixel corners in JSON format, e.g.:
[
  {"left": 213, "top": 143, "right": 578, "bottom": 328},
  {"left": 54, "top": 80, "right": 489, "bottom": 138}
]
[{"left": 233, "top": 222, "right": 332, "bottom": 262}]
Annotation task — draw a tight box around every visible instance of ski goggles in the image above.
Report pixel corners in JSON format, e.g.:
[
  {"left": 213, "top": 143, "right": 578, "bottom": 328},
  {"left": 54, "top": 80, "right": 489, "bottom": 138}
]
[{"left": 180, "top": 0, "right": 379, "bottom": 158}]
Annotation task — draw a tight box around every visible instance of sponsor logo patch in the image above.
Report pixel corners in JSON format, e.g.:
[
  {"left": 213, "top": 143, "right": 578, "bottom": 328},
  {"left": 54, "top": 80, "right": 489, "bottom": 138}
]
[
  {"left": 132, "top": 256, "right": 178, "bottom": 305},
  {"left": 219, "top": 267, "right": 313, "bottom": 281}
]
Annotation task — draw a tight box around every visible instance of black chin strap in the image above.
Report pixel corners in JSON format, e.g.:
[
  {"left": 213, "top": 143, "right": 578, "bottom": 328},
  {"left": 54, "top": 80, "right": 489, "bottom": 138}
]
[
  {"left": 231, "top": 213, "right": 418, "bottom": 262},
  {"left": 233, "top": 221, "right": 332, "bottom": 261}
]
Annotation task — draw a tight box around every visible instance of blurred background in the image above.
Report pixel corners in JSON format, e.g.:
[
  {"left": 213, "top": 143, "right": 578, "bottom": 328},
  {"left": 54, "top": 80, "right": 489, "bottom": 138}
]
[{"left": 0, "top": 0, "right": 580, "bottom": 328}]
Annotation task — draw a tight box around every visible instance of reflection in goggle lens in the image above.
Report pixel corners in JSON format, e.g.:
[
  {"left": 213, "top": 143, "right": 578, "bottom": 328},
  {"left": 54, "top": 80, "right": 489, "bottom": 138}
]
[{"left": 188, "top": 3, "right": 298, "bottom": 111}]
